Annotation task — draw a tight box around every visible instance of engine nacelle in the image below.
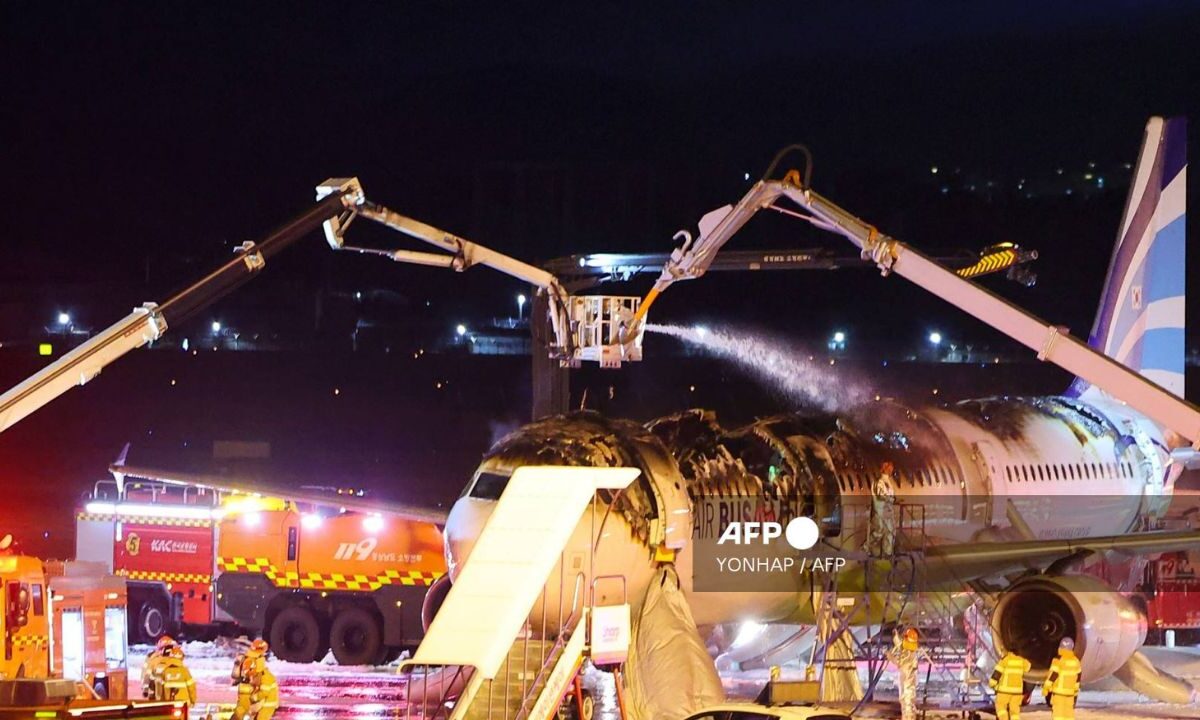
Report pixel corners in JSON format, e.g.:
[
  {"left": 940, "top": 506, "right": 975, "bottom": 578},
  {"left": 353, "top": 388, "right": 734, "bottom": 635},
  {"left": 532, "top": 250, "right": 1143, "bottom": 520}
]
[{"left": 992, "top": 574, "right": 1146, "bottom": 682}]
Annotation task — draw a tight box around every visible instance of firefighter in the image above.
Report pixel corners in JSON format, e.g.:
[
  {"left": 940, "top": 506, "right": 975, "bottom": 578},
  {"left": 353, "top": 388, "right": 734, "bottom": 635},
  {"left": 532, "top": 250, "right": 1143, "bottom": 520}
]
[
  {"left": 234, "top": 639, "right": 278, "bottom": 720},
  {"left": 989, "top": 649, "right": 1032, "bottom": 720},
  {"left": 156, "top": 645, "right": 197, "bottom": 707},
  {"left": 1042, "top": 637, "right": 1082, "bottom": 720},
  {"left": 885, "top": 626, "right": 927, "bottom": 720},
  {"left": 869, "top": 462, "right": 897, "bottom": 556},
  {"left": 142, "top": 635, "right": 177, "bottom": 699}
]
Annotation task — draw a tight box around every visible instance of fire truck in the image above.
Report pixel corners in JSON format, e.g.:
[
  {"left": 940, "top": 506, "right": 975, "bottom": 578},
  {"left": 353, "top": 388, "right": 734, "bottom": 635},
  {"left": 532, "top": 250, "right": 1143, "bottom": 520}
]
[
  {"left": 1142, "top": 550, "right": 1200, "bottom": 645},
  {"left": 75, "top": 479, "right": 229, "bottom": 645},
  {"left": 76, "top": 473, "right": 448, "bottom": 665},
  {"left": 215, "top": 506, "right": 445, "bottom": 665},
  {"left": 2, "top": 557, "right": 128, "bottom": 696},
  {"left": 0, "top": 552, "right": 184, "bottom": 715}
]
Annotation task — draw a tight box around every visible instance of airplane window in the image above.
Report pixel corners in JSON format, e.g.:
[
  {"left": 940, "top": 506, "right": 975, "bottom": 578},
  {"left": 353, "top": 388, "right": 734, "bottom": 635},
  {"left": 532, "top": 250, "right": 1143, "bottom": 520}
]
[
  {"left": 1036, "top": 466, "right": 1044, "bottom": 481},
  {"left": 1005, "top": 467, "right": 1012, "bottom": 482},
  {"left": 470, "top": 472, "right": 511, "bottom": 500}
]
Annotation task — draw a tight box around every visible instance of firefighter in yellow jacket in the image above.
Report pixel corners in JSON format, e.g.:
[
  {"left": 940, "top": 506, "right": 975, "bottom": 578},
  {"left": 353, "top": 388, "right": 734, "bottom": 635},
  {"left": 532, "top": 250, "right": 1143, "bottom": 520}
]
[
  {"left": 989, "top": 649, "right": 1031, "bottom": 720},
  {"left": 142, "top": 635, "right": 177, "bottom": 699},
  {"left": 233, "top": 639, "right": 279, "bottom": 720},
  {"left": 155, "top": 645, "right": 197, "bottom": 707},
  {"left": 1042, "top": 638, "right": 1082, "bottom": 720}
]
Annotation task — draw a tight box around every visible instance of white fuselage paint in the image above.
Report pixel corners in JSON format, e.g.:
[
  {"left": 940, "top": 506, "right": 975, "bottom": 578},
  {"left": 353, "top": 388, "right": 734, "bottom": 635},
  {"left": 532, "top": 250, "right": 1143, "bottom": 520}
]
[{"left": 443, "top": 396, "right": 1173, "bottom": 629}]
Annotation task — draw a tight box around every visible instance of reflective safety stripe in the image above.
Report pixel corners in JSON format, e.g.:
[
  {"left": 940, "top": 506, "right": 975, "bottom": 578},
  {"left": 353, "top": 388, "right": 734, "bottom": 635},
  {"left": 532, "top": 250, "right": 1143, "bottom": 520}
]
[
  {"left": 217, "top": 557, "right": 443, "bottom": 589},
  {"left": 993, "top": 654, "right": 1029, "bottom": 694},
  {"left": 1045, "top": 654, "right": 1082, "bottom": 696},
  {"left": 119, "top": 568, "right": 212, "bottom": 584}
]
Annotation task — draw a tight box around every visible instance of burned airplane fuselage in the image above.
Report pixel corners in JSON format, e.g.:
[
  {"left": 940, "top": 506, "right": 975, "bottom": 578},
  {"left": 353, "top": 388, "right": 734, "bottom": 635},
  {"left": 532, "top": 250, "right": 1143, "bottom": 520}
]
[{"left": 443, "top": 394, "right": 1170, "bottom": 681}]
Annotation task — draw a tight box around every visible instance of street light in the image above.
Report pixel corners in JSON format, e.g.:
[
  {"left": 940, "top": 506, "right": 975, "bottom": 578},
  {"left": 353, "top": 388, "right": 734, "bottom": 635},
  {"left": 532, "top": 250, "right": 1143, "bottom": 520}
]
[
  {"left": 57, "top": 312, "right": 71, "bottom": 326},
  {"left": 928, "top": 331, "right": 942, "bottom": 346},
  {"left": 456, "top": 324, "right": 467, "bottom": 337},
  {"left": 832, "top": 331, "right": 845, "bottom": 343},
  {"left": 211, "top": 321, "right": 222, "bottom": 333},
  {"left": 517, "top": 294, "right": 527, "bottom": 319}
]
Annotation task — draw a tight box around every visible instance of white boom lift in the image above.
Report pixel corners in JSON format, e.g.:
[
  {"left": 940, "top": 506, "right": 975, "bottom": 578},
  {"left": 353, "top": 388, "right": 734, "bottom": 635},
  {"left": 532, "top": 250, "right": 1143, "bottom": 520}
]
[
  {"left": 0, "top": 181, "right": 365, "bottom": 434},
  {"left": 627, "top": 165, "right": 1200, "bottom": 448},
  {"left": 0, "top": 176, "right": 646, "bottom": 437},
  {"left": 316, "top": 179, "right": 644, "bottom": 368}
]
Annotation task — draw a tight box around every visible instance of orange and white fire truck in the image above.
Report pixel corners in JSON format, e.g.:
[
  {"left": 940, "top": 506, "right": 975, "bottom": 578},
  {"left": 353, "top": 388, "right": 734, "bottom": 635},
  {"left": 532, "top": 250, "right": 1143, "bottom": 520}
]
[
  {"left": 215, "top": 505, "right": 445, "bottom": 665},
  {"left": 0, "top": 555, "right": 184, "bottom": 718},
  {"left": 1, "top": 554, "right": 141, "bottom": 700},
  {"left": 76, "top": 474, "right": 448, "bottom": 665}
]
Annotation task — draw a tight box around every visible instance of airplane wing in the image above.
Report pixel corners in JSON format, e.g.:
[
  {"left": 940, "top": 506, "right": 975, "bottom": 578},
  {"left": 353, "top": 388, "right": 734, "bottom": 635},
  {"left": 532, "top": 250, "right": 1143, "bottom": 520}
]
[
  {"left": 920, "top": 528, "right": 1200, "bottom": 587},
  {"left": 110, "top": 463, "right": 449, "bottom": 525}
]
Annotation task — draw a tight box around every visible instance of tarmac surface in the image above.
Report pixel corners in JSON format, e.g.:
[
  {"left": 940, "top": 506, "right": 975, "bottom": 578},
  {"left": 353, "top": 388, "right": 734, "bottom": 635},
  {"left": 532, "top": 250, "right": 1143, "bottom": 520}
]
[{"left": 127, "top": 641, "right": 1200, "bottom": 719}]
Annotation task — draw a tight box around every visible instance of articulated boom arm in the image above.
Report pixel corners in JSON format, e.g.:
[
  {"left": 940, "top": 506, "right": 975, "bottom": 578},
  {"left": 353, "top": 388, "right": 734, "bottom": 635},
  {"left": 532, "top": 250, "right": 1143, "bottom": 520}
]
[
  {"left": 0, "top": 180, "right": 364, "bottom": 434},
  {"left": 637, "top": 176, "right": 1200, "bottom": 445},
  {"left": 317, "top": 179, "right": 643, "bottom": 368}
]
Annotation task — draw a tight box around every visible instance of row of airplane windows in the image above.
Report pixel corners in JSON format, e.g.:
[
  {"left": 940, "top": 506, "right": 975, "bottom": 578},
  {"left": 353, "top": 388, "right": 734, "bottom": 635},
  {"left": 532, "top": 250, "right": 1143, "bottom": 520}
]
[
  {"left": 1005, "top": 461, "right": 1134, "bottom": 483},
  {"left": 836, "top": 465, "right": 958, "bottom": 492},
  {"left": 834, "top": 459, "right": 1137, "bottom": 492}
]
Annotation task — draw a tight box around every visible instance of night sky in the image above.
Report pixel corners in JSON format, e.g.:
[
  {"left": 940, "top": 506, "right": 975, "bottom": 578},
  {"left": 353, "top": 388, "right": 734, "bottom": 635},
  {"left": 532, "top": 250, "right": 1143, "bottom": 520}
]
[{"left": 1, "top": 2, "right": 1196, "bottom": 553}]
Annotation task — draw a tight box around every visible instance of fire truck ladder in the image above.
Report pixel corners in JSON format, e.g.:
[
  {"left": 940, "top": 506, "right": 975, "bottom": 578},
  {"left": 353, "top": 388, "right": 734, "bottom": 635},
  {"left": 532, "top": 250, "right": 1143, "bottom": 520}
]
[{"left": 399, "top": 466, "right": 638, "bottom": 720}]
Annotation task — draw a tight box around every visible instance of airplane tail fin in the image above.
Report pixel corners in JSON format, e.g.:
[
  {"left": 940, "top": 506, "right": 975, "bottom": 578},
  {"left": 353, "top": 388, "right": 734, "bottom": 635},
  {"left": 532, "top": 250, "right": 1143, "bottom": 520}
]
[{"left": 1073, "top": 116, "right": 1187, "bottom": 399}]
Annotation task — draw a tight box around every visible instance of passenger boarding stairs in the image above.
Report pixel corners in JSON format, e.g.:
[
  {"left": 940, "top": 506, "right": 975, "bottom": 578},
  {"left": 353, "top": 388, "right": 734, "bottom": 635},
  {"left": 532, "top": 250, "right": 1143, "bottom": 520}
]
[
  {"left": 843, "top": 502, "right": 994, "bottom": 708},
  {"left": 399, "top": 466, "right": 638, "bottom": 720}
]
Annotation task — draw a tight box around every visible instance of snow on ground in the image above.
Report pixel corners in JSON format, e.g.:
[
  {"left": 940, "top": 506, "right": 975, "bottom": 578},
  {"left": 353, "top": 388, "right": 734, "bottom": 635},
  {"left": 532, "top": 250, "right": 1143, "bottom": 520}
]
[
  {"left": 129, "top": 640, "right": 408, "bottom": 717},
  {"left": 129, "top": 640, "right": 1200, "bottom": 719}
]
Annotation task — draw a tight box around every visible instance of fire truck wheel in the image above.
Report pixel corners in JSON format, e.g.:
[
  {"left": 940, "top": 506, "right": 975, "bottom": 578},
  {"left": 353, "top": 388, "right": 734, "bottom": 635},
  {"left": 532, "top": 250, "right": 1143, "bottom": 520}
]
[
  {"left": 270, "top": 605, "right": 328, "bottom": 663},
  {"left": 137, "top": 598, "right": 170, "bottom": 643},
  {"left": 330, "top": 607, "right": 383, "bottom": 666}
]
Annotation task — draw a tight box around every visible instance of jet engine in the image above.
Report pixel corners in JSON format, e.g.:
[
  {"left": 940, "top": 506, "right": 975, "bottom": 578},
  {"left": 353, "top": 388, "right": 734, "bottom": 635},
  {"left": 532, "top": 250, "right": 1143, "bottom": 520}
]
[{"left": 992, "top": 574, "right": 1146, "bottom": 682}]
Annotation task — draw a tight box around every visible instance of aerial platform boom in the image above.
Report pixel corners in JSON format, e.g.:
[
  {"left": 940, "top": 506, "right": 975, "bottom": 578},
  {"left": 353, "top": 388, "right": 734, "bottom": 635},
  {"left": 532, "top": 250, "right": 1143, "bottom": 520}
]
[
  {"left": 317, "top": 179, "right": 644, "bottom": 368},
  {"left": 0, "top": 180, "right": 364, "bottom": 434},
  {"left": 633, "top": 173, "right": 1200, "bottom": 445}
]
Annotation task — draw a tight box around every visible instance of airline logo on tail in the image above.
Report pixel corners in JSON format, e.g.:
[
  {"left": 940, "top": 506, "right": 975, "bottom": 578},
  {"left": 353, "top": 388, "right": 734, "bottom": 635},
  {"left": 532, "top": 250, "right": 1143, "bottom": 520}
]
[{"left": 1083, "top": 116, "right": 1187, "bottom": 397}]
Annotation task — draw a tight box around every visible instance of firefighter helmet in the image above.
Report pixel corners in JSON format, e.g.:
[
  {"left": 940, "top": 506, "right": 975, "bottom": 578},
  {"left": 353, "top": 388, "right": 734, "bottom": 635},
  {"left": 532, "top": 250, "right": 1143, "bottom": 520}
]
[
  {"left": 1059, "top": 636, "right": 1075, "bottom": 651},
  {"left": 165, "top": 644, "right": 185, "bottom": 659},
  {"left": 156, "top": 635, "right": 177, "bottom": 651},
  {"left": 902, "top": 627, "right": 919, "bottom": 651},
  {"left": 250, "top": 638, "right": 269, "bottom": 655}
]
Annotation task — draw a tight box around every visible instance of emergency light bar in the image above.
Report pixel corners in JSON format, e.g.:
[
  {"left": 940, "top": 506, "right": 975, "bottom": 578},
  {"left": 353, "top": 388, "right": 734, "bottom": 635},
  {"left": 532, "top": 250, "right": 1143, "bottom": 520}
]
[{"left": 84, "top": 501, "right": 223, "bottom": 521}]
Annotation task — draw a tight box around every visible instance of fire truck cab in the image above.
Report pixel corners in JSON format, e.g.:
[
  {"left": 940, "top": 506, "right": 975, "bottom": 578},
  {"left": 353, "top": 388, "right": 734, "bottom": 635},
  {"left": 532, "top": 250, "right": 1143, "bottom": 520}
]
[{"left": 1, "top": 555, "right": 50, "bottom": 680}]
